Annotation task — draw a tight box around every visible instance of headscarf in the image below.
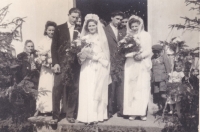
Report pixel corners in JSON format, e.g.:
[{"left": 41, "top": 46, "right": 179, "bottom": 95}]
[{"left": 126, "top": 15, "right": 144, "bottom": 35}]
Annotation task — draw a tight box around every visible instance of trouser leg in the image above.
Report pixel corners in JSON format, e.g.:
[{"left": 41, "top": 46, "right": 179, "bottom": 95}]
[{"left": 52, "top": 73, "right": 63, "bottom": 120}]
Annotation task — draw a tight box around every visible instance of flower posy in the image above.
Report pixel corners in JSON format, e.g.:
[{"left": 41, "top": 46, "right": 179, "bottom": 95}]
[
  {"left": 118, "top": 33, "right": 140, "bottom": 53},
  {"left": 35, "top": 51, "right": 52, "bottom": 68}
]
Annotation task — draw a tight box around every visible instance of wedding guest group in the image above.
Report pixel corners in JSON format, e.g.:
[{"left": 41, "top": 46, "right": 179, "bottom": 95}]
[{"left": 14, "top": 7, "right": 199, "bottom": 125}]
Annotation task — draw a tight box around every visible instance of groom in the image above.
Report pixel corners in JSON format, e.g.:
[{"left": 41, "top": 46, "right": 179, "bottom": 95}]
[
  {"left": 104, "top": 11, "right": 126, "bottom": 118},
  {"left": 51, "top": 8, "right": 81, "bottom": 123}
]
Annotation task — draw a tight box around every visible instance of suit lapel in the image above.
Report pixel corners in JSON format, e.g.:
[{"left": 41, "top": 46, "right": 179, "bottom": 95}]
[
  {"left": 63, "top": 22, "right": 70, "bottom": 41},
  {"left": 107, "top": 25, "right": 118, "bottom": 43}
]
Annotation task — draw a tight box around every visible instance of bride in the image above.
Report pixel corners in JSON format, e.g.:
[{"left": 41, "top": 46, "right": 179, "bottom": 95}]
[
  {"left": 77, "top": 14, "right": 111, "bottom": 124},
  {"left": 123, "top": 15, "right": 152, "bottom": 121}
]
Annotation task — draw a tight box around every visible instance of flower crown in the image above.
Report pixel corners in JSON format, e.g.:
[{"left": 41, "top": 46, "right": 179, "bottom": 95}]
[{"left": 85, "top": 14, "right": 99, "bottom": 21}]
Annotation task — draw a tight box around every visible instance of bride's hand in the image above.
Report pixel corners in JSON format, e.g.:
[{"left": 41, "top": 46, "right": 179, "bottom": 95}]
[
  {"left": 125, "top": 52, "right": 135, "bottom": 58},
  {"left": 134, "top": 54, "right": 143, "bottom": 61}
]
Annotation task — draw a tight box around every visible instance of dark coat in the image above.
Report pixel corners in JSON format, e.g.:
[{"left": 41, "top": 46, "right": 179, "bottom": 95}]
[
  {"left": 51, "top": 22, "right": 80, "bottom": 66},
  {"left": 104, "top": 24, "right": 126, "bottom": 115},
  {"left": 16, "top": 52, "right": 39, "bottom": 84},
  {"left": 152, "top": 53, "right": 171, "bottom": 82},
  {"left": 104, "top": 24, "right": 126, "bottom": 82}
]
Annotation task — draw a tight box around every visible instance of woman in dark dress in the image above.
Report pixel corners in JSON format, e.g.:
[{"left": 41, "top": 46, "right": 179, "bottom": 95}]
[{"left": 16, "top": 40, "right": 40, "bottom": 116}]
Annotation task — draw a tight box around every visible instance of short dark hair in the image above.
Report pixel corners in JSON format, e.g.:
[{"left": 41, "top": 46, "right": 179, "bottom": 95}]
[
  {"left": 123, "top": 14, "right": 129, "bottom": 19},
  {"left": 85, "top": 19, "right": 98, "bottom": 32},
  {"left": 128, "top": 18, "right": 141, "bottom": 29},
  {"left": 69, "top": 8, "right": 81, "bottom": 15},
  {"left": 44, "top": 21, "right": 57, "bottom": 35},
  {"left": 111, "top": 11, "right": 124, "bottom": 18}
]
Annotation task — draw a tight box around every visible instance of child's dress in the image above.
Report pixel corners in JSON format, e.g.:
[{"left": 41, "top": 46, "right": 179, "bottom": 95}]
[{"left": 167, "top": 71, "right": 184, "bottom": 104}]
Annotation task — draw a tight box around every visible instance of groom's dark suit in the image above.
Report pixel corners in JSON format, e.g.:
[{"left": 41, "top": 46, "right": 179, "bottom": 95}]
[
  {"left": 51, "top": 22, "right": 80, "bottom": 120},
  {"left": 104, "top": 24, "right": 126, "bottom": 117}
]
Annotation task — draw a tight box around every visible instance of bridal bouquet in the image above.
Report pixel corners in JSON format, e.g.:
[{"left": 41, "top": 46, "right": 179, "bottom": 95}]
[
  {"left": 65, "top": 37, "right": 92, "bottom": 56},
  {"left": 76, "top": 37, "right": 93, "bottom": 62},
  {"left": 35, "top": 51, "right": 52, "bottom": 68},
  {"left": 118, "top": 33, "right": 141, "bottom": 56}
]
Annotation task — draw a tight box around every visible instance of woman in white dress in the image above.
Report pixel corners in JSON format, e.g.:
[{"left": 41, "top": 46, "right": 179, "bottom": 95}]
[
  {"left": 77, "top": 14, "right": 111, "bottom": 124},
  {"left": 35, "top": 21, "right": 57, "bottom": 116},
  {"left": 123, "top": 15, "right": 152, "bottom": 121}
]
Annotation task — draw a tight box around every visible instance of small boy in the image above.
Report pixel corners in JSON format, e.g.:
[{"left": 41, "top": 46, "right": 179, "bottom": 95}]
[{"left": 151, "top": 45, "right": 171, "bottom": 110}]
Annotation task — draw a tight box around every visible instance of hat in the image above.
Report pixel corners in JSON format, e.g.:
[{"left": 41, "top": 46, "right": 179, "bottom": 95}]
[{"left": 152, "top": 44, "right": 163, "bottom": 51}]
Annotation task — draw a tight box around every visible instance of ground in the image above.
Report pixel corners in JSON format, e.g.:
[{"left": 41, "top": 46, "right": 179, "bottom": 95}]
[{"left": 29, "top": 113, "right": 165, "bottom": 132}]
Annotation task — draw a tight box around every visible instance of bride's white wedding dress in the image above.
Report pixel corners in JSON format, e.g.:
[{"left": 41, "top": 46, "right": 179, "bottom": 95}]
[
  {"left": 77, "top": 34, "right": 109, "bottom": 123},
  {"left": 123, "top": 31, "right": 152, "bottom": 116}
]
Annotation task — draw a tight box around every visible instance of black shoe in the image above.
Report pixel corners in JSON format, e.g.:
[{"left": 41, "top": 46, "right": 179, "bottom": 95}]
[
  {"left": 117, "top": 112, "right": 123, "bottom": 117},
  {"left": 49, "top": 119, "right": 58, "bottom": 124},
  {"left": 108, "top": 113, "right": 113, "bottom": 118}
]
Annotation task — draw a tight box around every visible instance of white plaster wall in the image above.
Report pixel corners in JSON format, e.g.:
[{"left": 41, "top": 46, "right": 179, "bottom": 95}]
[
  {"left": 1, "top": 0, "right": 199, "bottom": 54},
  {"left": 1, "top": 0, "right": 74, "bottom": 55},
  {"left": 148, "top": 0, "right": 199, "bottom": 48}
]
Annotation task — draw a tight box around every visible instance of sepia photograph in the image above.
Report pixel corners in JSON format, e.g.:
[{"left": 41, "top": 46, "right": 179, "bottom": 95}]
[{"left": 0, "top": 0, "right": 199, "bottom": 131}]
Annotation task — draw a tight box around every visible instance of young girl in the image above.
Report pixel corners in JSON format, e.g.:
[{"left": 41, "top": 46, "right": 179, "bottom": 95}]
[{"left": 168, "top": 62, "right": 184, "bottom": 115}]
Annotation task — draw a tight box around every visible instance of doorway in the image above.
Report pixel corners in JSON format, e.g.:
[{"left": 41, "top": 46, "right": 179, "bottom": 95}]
[{"left": 76, "top": 0, "right": 148, "bottom": 30}]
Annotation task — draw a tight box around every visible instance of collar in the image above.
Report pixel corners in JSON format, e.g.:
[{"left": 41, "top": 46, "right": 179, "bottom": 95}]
[
  {"left": 45, "top": 35, "right": 52, "bottom": 40},
  {"left": 110, "top": 23, "right": 118, "bottom": 30},
  {"left": 67, "top": 21, "right": 75, "bottom": 28}
]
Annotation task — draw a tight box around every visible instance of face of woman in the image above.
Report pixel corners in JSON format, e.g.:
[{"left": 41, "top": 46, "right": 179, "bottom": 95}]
[
  {"left": 25, "top": 42, "right": 34, "bottom": 53},
  {"left": 88, "top": 21, "right": 97, "bottom": 34},
  {"left": 130, "top": 22, "right": 140, "bottom": 33},
  {"left": 46, "top": 26, "right": 55, "bottom": 38}
]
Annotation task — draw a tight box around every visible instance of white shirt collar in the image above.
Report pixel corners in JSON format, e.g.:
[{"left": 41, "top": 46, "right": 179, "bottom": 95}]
[
  {"left": 67, "top": 21, "right": 75, "bottom": 28},
  {"left": 110, "top": 23, "right": 118, "bottom": 30},
  {"left": 110, "top": 23, "right": 118, "bottom": 39}
]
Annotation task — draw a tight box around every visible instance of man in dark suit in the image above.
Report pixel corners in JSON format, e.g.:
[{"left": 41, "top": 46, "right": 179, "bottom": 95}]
[
  {"left": 51, "top": 8, "right": 81, "bottom": 123},
  {"left": 104, "top": 11, "right": 126, "bottom": 118}
]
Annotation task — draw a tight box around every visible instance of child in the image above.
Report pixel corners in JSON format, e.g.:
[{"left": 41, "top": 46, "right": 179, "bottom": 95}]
[
  {"left": 168, "top": 62, "right": 184, "bottom": 116},
  {"left": 151, "top": 45, "right": 171, "bottom": 110}
]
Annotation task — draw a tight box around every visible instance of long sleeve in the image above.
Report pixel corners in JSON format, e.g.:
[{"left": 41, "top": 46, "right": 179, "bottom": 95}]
[
  {"left": 163, "top": 52, "right": 172, "bottom": 74},
  {"left": 51, "top": 27, "right": 59, "bottom": 66},
  {"left": 96, "top": 52, "right": 109, "bottom": 67},
  {"left": 140, "top": 32, "right": 152, "bottom": 59}
]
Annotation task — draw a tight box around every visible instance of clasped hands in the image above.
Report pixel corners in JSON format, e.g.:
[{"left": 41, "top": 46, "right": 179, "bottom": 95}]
[
  {"left": 125, "top": 52, "right": 143, "bottom": 61},
  {"left": 78, "top": 47, "right": 100, "bottom": 62}
]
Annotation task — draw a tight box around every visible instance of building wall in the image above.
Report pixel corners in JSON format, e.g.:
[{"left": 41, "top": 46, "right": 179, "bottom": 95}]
[
  {"left": 148, "top": 0, "right": 199, "bottom": 48},
  {"left": 1, "top": 0, "right": 74, "bottom": 55},
  {"left": 1, "top": 0, "right": 198, "bottom": 55}
]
